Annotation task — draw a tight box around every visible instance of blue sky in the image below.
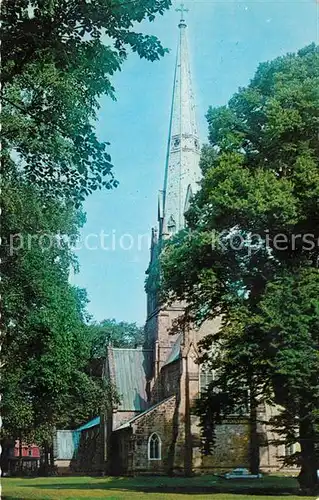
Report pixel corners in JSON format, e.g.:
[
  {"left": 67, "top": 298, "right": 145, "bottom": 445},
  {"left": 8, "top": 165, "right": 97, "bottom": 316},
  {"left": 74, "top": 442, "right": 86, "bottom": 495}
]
[{"left": 72, "top": 0, "right": 318, "bottom": 326}]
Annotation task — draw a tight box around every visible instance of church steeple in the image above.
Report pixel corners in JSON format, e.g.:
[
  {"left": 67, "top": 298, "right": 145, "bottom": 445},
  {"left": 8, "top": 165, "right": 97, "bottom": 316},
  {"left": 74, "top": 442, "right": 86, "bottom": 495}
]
[{"left": 160, "top": 5, "right": 201, "bottom": 236}]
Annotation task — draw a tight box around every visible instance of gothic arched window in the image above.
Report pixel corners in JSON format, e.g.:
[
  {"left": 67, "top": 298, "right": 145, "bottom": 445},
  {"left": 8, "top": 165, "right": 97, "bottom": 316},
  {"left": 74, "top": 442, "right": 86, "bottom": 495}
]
[
  {"left": 199, "top": 367, "right": 215, "bottom": 395},
  {"left": 148, "top": 433, "right": 161, "bottom": 460}
]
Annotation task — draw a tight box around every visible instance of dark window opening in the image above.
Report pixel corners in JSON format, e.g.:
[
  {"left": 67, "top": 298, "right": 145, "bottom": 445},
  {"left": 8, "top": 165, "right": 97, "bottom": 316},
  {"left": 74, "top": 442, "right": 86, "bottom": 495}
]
[{"left": 148, "top": 433, "right": 161, "bottom": 460}]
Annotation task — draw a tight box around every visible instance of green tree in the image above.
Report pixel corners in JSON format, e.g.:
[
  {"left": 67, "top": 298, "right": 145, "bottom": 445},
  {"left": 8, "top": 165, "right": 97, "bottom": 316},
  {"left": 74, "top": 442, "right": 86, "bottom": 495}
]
[
  {"left": 1, "top": 0, "right": 171, "bottom": 469},
  {"left": 2, "top": 0, "right": 171, "bottom": 201},
  {"left": 89, "top": 319, "right": 145, "bottom": 359},
  {"left": 195, "top": 306, "right": 272, "bottom": 476},
  {"left": 1, "top": 178, "right": 108, "bottom": 468},
  {"left": 160, "top": 44, "right": 319, "bottom": 491},
  {"left": 257, "top": 269, "right": 319, "bottom": 490}
]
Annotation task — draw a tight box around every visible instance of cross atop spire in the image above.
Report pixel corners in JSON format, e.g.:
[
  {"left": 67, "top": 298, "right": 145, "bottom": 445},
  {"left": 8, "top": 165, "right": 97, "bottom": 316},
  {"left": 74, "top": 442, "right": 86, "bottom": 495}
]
[{"left": 176, "top": 3, "right": 189, "bottom": 26}]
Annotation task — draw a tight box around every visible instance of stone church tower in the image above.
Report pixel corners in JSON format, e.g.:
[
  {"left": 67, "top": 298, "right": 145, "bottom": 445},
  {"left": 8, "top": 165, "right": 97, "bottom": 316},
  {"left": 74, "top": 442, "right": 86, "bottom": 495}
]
[
  {"left": 145, "top": 9, "right": 203, "bottom": 391},
  {"left": 70, "top": 11, "right": 291, "bottom": 477}
]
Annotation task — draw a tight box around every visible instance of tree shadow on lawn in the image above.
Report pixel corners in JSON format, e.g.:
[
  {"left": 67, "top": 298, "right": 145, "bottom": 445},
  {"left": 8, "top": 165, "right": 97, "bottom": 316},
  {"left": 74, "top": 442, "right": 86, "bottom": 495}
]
[{"left": 21, "top": 476, "right": 303, "bottom": 496}]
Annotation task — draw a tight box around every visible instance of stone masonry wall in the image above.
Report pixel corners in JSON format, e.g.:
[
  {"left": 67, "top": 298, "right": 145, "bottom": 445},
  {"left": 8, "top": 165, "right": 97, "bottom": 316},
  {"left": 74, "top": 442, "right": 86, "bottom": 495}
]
[
  {"left": 193, "top": 420, "right": 250, "bottom": 472},
  {"left": 113, "top": 411, "right": 139, "bottom": 431},
  {"left": 71, "top": 425, "right": 104, "bottom": 474},
  {"left": 130, "top": 396, "right": 177, "bottom": 474},
  {"left": 161, "top": 361, "right": 181, "bottom": 400}
]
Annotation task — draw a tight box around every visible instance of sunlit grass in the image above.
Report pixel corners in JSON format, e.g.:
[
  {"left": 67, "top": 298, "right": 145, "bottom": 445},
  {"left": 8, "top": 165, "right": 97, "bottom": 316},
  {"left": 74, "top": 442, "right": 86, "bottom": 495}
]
[{"left": 3, "top": 474, "right": 308, "bottom": 500}]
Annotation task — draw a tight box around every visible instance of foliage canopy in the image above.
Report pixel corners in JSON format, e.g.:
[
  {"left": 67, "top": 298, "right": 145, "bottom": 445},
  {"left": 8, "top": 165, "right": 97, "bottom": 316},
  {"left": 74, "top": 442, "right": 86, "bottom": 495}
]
[{"left": 161, "top": 44, "right": 319, "bottom": 490}]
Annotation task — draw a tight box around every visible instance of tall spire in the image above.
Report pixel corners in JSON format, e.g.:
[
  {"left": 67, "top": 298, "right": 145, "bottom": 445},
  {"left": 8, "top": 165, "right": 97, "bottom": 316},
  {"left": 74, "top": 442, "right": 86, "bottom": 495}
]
[{"left": 159, "top": 5, "right": 201, "bottom": 236}]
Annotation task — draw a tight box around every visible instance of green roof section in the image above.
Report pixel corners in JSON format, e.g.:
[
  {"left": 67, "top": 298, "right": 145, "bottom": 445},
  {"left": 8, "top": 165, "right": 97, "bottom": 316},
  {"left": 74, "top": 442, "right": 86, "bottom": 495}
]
[
  {"left": 76, "top": 416, "right": 100, "bottom": 432},
  {"left": 164, "top": 335, "right": 182, "bottom": 366},
  {"left": 110, "top": 348, "right": 152, "bottom": 412}
]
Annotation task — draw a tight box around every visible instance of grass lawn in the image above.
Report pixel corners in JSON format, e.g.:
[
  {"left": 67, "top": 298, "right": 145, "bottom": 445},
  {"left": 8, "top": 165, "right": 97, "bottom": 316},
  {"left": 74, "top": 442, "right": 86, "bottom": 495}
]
[{"left": 2, "top": 474, "right": 314, "bottom": 500}]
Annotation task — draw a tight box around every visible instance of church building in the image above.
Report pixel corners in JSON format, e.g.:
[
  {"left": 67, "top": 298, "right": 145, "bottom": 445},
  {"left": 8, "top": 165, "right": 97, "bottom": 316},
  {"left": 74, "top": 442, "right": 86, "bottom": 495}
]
[
  {"left": 69, "top": 11, "right": 293, "bottom": 476},
  {"left": 101, "top": 12, "right": 287, "bottom": 476}
]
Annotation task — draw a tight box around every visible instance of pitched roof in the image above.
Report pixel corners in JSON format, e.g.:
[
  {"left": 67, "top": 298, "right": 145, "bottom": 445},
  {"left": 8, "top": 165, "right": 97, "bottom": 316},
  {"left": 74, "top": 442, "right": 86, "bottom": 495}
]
[
  {"left": 164, "top": 334, "right": 182, "bottom": 366},
  {"left": 76, "top": 416, "right": 100, "bottom": 432},
  {"left": 109, "top": 347, "right": 153, "bottom": 412},
  {"left": 115, "top": 396, "right": 175, "bottom": 431}
]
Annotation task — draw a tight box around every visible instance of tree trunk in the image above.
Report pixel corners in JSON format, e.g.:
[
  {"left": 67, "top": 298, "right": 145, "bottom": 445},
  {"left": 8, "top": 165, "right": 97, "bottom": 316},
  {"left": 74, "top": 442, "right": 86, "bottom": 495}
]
[
  {"left": 298, "top": 415, "right": 318, "bottom": 493},
  {"left": 184, "top": 362, "right": 193, "bottom": 477},
  {"left": 249, "top": 394, "right": 260, "bottom": 475},
  {"left": 18, "top": 431, "right": 23, "bottom": 473},
  {"left": 43, "top": 441, "right": 49, "bottom": 476},
  {"left": 49, "top": 443, "right": 55, "bottom": 470}
]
